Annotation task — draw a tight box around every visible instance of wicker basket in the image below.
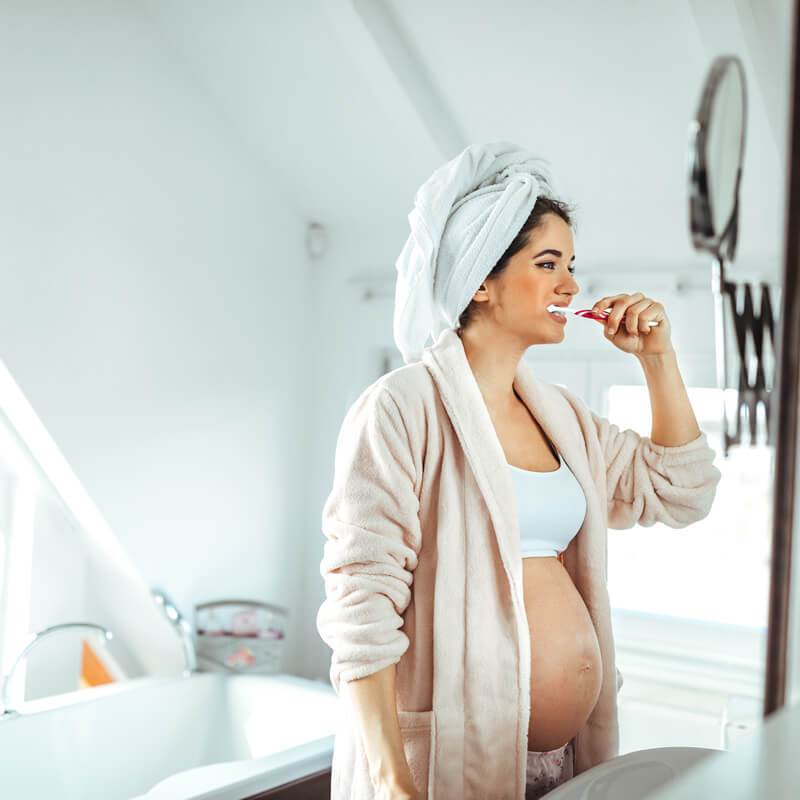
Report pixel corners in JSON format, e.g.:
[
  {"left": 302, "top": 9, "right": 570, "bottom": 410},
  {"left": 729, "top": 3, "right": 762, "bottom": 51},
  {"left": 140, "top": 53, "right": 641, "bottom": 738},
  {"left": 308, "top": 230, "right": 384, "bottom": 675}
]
[{"left": 194, "top": 598, "right": 288, "bottom": 675}]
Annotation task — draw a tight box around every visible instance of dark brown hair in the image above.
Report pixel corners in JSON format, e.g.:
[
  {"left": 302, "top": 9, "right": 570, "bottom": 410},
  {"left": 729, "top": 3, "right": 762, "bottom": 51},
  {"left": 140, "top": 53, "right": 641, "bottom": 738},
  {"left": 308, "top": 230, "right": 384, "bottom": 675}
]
[{"left": 455, "top": 196, "right": 577, "bottom": 337}]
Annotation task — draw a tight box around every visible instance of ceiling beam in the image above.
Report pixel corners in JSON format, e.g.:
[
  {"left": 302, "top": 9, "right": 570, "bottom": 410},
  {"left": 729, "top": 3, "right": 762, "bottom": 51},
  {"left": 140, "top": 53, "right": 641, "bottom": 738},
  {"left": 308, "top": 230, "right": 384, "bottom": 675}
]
[{"left": 322, "top": 0, "right": 467, "bottom": 158}]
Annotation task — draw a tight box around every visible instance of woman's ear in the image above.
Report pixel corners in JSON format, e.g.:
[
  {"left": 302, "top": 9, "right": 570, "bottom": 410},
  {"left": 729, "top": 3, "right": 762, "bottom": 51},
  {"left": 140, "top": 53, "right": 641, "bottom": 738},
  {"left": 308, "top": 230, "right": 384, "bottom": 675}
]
[{"left": 471, "top": 282, "right": 489, "bottom": 302}]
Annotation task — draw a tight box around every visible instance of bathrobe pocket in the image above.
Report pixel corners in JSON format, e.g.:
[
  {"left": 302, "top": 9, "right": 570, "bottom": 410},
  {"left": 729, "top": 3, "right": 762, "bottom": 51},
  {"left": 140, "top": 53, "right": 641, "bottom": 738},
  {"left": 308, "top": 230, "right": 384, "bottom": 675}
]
[{"left": 397, "top": 709, "right": 436, "bottom": 800}]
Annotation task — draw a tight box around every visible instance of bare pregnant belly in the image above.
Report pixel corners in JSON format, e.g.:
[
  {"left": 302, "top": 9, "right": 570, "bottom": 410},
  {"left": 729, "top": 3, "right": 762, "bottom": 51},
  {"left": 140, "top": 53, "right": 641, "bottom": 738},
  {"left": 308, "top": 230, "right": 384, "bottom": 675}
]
[{"left": 523, "top": 555, "right": 603, "bottom": 752}]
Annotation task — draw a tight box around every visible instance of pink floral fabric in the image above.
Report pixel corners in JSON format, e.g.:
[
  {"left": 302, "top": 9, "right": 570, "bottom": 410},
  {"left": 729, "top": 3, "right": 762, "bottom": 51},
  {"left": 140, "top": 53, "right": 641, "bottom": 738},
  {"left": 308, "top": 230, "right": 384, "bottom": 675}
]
[{"left": 525, "top": 739, "right": 574, "bottom": 799}]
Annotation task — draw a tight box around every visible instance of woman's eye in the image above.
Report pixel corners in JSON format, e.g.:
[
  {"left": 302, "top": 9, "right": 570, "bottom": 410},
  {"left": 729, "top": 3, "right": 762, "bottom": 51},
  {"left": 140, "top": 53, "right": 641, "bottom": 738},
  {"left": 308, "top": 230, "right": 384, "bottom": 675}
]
[{"left": 537, "top": 261, "right": 576, "bottom": 274}]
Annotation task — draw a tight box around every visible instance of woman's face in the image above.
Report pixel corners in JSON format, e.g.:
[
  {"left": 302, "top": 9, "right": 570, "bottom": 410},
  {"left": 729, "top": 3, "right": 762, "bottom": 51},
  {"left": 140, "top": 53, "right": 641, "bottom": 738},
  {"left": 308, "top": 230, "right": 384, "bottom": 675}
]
[{"left": 483, "top": 213, "right": 580, "bottom": 344}]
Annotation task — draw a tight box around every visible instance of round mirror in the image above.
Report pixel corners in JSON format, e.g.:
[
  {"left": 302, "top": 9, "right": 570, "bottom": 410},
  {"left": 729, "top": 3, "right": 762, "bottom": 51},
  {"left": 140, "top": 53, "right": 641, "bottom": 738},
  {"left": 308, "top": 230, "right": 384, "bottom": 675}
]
[{"left": 688, "top": 55, "right": 747, "bottom": 262}]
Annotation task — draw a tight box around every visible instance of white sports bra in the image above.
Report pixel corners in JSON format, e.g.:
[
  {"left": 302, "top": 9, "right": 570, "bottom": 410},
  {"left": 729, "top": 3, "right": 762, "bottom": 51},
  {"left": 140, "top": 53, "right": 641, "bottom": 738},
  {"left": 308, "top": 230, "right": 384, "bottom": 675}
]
[{"left": 509, "top": 450, "right": 587, "bottom": 558}]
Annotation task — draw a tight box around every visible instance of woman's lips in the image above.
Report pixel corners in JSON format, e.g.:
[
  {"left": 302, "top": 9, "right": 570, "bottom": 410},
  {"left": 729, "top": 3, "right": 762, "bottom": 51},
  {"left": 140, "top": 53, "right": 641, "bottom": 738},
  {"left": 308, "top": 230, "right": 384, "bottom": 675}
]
[{"left": 548, "top": 308, "right": 567, "bottom": 324}]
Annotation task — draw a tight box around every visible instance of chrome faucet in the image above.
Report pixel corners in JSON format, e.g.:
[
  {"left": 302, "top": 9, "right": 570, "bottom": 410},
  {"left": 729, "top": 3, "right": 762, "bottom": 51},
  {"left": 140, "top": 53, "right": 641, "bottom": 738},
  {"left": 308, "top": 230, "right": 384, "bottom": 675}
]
[
  {"left": 0, "top": 622, "right": 113, "bottom": 718},
  {"left": 151, "top": 587, "right": 197, "bottom": 677}
]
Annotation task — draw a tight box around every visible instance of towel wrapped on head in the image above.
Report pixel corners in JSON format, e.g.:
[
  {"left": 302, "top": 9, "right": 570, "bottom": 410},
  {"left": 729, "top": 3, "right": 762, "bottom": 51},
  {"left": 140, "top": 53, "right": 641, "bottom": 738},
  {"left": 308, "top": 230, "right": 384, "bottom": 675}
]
[{"left": 393, "top": 141, "right": 561, "bottom": 365}]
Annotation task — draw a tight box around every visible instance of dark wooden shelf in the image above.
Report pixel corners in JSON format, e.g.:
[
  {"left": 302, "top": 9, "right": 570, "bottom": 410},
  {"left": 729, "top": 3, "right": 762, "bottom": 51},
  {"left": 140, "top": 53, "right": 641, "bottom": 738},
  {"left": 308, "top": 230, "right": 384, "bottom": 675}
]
[{"left": 242, "top": 767, "right": 331, "bottom": 799}]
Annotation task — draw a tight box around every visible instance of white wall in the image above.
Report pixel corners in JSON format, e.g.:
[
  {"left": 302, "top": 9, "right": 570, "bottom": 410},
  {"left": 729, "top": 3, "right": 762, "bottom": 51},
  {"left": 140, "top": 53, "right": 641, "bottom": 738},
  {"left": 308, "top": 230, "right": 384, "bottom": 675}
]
[{"left": 0, "top": 1, "right": 314, "bottom": 675}]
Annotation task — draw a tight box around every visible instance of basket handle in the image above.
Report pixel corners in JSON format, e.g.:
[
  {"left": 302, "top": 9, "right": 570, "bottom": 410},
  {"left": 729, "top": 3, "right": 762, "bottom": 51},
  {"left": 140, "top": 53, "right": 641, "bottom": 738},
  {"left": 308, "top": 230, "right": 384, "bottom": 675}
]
[{"left": 193, "top": 598, "right": 289, "bottom": 617}]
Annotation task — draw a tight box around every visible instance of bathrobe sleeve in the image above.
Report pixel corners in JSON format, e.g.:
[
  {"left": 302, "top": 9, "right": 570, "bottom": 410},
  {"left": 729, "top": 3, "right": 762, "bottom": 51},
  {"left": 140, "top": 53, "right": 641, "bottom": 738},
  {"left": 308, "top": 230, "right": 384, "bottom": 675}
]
[
  {"left": 316, "top": 384, "right": 422, "bottom": 696},
  {"left": 589, "top": 407, "right": 722, "bottom": 530},
  {"left": 554, "top": 384, "right": 722, "bottom": 530}
]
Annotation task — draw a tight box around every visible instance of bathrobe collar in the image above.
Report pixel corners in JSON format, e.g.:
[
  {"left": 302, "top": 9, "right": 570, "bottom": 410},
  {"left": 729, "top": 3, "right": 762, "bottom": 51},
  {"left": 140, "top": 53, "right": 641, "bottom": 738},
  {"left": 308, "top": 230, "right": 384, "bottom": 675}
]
[{"left": 421, "top": 326, "right": 595, "bottom": 592}]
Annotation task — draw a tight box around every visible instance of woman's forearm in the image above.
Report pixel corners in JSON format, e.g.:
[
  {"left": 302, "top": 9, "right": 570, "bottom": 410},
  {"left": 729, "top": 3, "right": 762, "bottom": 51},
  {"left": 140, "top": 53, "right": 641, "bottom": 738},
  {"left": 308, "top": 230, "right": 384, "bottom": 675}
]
[
  {"left": 344, "top": 663, "right": 412, "bottom": 788},
  {"left": 637, "top": 348, "right": 702, "bottom": 446}
]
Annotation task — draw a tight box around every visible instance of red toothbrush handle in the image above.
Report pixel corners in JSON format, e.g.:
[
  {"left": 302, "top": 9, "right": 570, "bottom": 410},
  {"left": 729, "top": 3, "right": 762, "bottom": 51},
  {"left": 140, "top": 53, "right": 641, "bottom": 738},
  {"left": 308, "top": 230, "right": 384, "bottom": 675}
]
[
  {"left": 576, "top": 308, "right": 660, "bottom": 327},
  {"left": 575, "top": 308, "right": 610, "bottom": 320}
]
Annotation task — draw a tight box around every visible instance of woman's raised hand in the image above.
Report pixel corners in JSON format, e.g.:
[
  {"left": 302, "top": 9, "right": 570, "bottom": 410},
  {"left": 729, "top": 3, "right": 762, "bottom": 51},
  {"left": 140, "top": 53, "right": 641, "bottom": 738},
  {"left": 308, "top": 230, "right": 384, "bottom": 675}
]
[{"left": 591, "top": 292, "right": 673, "bottom": 357}]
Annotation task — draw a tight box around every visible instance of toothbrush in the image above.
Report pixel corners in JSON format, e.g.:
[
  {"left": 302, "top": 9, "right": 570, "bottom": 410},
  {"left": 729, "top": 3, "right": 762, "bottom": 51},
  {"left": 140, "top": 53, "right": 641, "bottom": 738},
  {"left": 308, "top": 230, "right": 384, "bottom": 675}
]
[{"left": 546, "top": 304, "right": 660, "bottom": 326}]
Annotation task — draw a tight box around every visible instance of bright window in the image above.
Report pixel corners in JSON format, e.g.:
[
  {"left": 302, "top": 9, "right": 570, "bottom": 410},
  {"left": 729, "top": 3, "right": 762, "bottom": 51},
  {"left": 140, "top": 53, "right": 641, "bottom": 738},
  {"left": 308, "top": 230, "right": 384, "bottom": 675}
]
[{"left": 605, "top": 385, "right": 771, "bottom": 631}]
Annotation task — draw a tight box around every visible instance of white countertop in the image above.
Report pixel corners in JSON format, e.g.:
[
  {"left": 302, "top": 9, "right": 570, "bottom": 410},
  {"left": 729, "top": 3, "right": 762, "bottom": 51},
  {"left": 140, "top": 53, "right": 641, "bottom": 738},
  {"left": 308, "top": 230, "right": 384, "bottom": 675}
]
[{"left": 644, "top": 699, "right": 800, "bottom": 798}]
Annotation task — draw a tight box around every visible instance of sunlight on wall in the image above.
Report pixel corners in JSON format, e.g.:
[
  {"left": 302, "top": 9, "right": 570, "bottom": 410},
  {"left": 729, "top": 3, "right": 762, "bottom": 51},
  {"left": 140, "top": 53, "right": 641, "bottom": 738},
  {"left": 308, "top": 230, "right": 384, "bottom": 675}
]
[
  {"left": 1, "top": 481, "right": 35, "bottom": 700},
  {"left": 0, "top": 410, "right": 38, "bottom": 687},
  {"left": 0, "top": 358, "right": 86, "bottom": 696}
]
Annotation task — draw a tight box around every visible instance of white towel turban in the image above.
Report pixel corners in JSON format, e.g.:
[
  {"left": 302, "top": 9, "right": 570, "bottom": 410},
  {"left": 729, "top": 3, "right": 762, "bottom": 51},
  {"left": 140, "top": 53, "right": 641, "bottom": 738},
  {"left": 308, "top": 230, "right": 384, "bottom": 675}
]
[{"left": 393, "top": 140, "right": 560, "bottom": 364}]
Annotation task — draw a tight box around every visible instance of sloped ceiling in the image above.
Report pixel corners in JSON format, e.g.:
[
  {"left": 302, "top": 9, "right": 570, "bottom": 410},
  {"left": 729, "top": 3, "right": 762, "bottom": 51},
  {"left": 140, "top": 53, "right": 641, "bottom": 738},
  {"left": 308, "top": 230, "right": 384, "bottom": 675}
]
[{"left": 138, "top": 0, "right": 793, "bottom": 279}]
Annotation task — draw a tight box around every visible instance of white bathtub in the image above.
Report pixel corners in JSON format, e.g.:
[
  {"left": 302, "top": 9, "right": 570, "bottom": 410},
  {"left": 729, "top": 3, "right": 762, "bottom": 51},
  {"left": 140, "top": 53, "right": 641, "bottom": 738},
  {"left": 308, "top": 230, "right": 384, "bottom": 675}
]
[{"left": 0, "top": 672, "right": 343, "bottom": 799}]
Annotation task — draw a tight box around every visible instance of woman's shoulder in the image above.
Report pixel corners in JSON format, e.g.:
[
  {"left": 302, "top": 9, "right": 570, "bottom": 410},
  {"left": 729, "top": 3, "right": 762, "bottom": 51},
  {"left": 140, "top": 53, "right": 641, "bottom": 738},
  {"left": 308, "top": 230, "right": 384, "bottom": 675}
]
[
  {"left": 542, "top": 381, "right": 602, "bottom": 448},
  {"left": 341, "top": 362, "right": 437, "bottom": 435},
  {"left": 371, "top": 361, "right": 439, "bottom": 411}
]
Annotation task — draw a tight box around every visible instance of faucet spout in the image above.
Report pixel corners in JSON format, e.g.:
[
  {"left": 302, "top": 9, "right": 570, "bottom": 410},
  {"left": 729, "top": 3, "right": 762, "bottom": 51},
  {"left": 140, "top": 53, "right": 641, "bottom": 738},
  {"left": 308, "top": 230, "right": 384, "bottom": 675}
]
[
  {"left": 1, "top": 622, "right": 113, "bottom": 718},
  {"left": 151, "top": 587, "right": 197, "bottom": 676}
]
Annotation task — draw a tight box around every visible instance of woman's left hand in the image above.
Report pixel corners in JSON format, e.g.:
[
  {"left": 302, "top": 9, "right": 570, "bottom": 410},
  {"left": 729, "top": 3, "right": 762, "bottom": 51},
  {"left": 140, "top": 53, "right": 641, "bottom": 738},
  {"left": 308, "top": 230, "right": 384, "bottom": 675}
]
[{"left": 591, "top": 292, "right": 673, "bottom": 357}]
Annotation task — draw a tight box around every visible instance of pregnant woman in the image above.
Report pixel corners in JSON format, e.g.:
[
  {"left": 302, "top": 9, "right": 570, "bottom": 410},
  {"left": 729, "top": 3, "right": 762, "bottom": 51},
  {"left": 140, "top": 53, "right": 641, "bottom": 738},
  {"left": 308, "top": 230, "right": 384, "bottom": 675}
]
[{"left": 316, "top": 141, "right": 721, "bottom": 800}]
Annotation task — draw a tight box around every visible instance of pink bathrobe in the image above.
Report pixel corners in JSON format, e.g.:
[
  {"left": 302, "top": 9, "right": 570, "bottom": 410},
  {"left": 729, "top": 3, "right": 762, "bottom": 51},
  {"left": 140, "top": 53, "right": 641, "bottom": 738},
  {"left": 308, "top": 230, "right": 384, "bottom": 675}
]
[{"left": 316, "top": 327, "right": 721, "bottom": 799}]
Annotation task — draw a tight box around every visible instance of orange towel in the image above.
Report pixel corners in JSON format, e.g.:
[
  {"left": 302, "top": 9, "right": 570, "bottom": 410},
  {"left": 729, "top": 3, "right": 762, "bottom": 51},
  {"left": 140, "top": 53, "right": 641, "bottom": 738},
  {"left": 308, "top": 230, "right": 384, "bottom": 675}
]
[{"left": 78, "top": 639, "right": 114, "bottom": 690}]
